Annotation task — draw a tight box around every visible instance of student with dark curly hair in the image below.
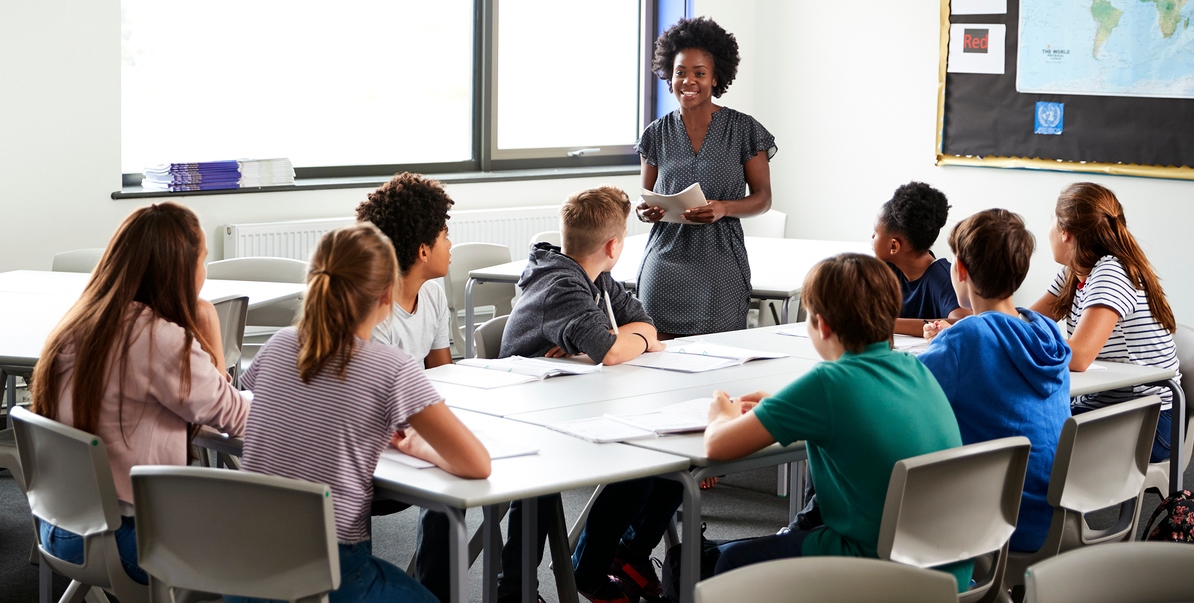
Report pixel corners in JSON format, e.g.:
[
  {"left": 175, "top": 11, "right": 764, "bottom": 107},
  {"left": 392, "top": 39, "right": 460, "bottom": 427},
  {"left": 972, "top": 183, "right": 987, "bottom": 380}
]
[
  {"left": 356, "top": 172, "right": 455, "bottom": 369},
  {"left": 871, "top": 181, "right": 969, "bottom": 337},
  {"left": 635, "top": 17, "right": 776, "bottom": 337}
]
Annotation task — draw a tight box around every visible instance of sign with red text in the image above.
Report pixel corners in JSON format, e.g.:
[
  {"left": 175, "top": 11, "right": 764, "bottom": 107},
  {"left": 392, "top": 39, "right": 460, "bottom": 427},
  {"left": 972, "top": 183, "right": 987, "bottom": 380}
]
[{"left": 948, "top": 23, "right": 1006, "bottom": 74}]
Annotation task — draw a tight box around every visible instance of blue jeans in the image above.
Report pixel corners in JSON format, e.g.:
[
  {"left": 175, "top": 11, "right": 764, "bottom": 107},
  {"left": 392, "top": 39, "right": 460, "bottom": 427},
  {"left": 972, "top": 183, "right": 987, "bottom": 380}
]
[
  {"left": 39, "top": 516, "right": 148, "bottom": 584},
  {"left": 226, "top": 540, "right": 437, "bottom": 603},
  {"left": 713, "top": 526, "right": 821, "bottom": 575},
  {"left": 414, "top": 508, "right": 459, "bottom": 603},
  {"left": 571, "top": 477, "right": 683, "bottom": 590}
]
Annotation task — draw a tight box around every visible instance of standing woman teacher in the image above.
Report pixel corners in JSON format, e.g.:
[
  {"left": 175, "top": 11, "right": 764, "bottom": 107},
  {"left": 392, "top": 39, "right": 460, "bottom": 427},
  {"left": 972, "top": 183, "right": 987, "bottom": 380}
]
[{"left": 636, "top": 17, "right": 777, "bottom": 337}]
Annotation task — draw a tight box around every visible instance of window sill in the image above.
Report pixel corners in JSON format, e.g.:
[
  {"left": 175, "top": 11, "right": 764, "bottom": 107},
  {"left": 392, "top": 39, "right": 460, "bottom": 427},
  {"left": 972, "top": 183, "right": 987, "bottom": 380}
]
[{"left": 111, "top": 164, "right": 641, "bottom": 200}]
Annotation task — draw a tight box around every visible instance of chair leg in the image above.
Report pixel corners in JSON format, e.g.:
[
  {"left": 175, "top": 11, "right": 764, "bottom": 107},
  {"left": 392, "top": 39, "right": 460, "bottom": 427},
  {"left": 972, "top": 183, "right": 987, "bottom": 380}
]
[
  {"left": 39, "top": 559, "right": 53, "bottom": 603},
  {"left": 546, "top": 496, "right": 579, "bottom": 603},
  {"left": 59, "top": 580, "right": 87, "bottom": 603},
  {"left": 567, "top": 484, "right": 606, "bottom": 552},
  {"left": 82, "top": 587, "right": 110, "bottom": 603}
]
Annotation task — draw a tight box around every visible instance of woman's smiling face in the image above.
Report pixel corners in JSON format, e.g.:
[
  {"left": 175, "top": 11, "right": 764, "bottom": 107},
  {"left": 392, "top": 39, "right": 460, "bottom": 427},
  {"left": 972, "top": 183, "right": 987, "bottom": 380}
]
[{"left": 672, "top": 48, "right": 716, "bottom": 109}]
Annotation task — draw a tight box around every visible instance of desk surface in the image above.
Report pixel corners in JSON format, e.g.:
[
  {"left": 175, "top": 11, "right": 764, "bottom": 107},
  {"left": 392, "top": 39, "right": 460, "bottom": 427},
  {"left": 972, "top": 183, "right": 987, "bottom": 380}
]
[
  {"left": 0, "top": 270, "right": 305, "bottom": 311},
  {"left": 470, "top": 235, "right": 872, "bottom": 297}
]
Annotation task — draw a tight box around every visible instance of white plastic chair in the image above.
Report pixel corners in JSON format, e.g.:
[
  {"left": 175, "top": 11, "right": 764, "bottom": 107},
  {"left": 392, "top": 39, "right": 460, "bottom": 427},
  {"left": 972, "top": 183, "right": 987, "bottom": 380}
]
[
  {"left": 206, "top": 257, "right": 307, "bottom": 348},
  {"left": 473, "top": 315, "right": 509, "bottom": 360},
  {"left": 878, "top": 436, "right": 1032, "bottom": 603},
  {"left": 210, "top": 295, "right": 248, "bottom": 387},
  {"left": 10, "top": 406, "right": 149, "bottom": 603},
  {"left": 1002, "top": 395, "right": 1162, "bottom": 599},
  {"left": 130, "top": 465, "right": 339, "bottom": 603},
  {"left": 694, "top": 556, "right": 959, "bottom": 603},
  {"left": 528, "top": 230, "right": 562, "bottom": 250},
  {"left": 739, "top": 209, "right": 787, "bottom": 238},
  {"left": 1023, "top": 541, "right": 1194, "bottom": 603},
  {"left": 1142, "top": 323, "right": 1194, "bottom": 496},
  {"left": 443, "top": 243, "right": 514, "bottom": 356},
  {"left": 51, "top": 249, "right": 105, "bottom": 274}
]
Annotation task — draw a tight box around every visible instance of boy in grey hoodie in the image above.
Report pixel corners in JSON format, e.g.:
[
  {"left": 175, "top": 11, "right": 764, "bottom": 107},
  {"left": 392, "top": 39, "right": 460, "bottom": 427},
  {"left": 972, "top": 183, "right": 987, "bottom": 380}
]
[{"left": 496, "top": 186, "right": 676, "bottom": 603}]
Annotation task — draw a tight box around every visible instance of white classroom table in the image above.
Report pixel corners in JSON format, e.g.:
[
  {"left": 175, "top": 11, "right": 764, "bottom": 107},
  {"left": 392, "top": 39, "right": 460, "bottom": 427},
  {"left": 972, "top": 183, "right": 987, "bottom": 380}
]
[
  {"left": 674, "top": 323, "right": 1186, "bottom": 491},
  {"left": 195, "top": 409, "right": 692, "bottom": 603},
  {"left": 461, "top": 234, "right": 871, "bottom": 357}
]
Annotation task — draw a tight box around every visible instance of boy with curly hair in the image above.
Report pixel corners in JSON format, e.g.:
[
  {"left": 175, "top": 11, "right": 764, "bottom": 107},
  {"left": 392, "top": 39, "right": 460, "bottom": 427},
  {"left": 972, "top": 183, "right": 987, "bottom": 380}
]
[{"left": 356, "top": 172, "right": 454, "bottom": 369}]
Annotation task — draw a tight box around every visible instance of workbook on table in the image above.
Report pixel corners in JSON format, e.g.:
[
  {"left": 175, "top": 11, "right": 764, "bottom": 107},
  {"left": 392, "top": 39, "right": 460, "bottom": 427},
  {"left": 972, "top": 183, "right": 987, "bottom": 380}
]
[
  {"left": 425, "top": 357, "right": 601, "bottom": 389},
  {"left": 380, "top": 429, "right": 539, "bottom": 468},
  {"left": 778, "top": 323, "right": 929, "bottom": 354},
  {"left": 548, "top": 398, "right": 714, "bottom": 443},
  {"left": 624, "top": 340, "right": 787, "bottom": 373},
  {"left": 640, "top": 183, "right": 707, "bottom": 224}
]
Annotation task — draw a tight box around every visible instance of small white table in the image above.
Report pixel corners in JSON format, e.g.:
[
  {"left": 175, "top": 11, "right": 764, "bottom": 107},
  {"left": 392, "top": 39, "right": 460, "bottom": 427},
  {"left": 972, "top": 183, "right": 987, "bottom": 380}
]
[{"left": 462, "top": 235, "right": 871, "bottom": 358}]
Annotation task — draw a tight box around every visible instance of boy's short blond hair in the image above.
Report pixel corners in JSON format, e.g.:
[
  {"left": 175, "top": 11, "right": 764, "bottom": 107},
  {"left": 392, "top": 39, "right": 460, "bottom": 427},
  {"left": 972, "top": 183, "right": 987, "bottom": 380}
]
[
  {"left": 802, "top": 253, "right": 901, "bottom": 353},
  {"left": 561, "top": 186, "right": 632, "bottom": 257}
]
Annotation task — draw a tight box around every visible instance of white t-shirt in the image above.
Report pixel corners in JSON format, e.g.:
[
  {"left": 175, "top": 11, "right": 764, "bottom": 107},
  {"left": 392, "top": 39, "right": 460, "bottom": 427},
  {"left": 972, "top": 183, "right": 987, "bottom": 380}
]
[
  {"left": 1049, "top": 255, "right": 1180, "bottom": 411},
  {"left": 372, "top": 279, "right": 451, "bottom": 364}
]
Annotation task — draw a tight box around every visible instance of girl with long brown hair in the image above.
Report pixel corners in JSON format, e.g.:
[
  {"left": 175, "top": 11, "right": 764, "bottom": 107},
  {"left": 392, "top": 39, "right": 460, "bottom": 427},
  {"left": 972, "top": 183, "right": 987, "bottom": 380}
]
[
  {"left": 236, "top": 223, "right": 488, "bottom": 603},
  {"left": 1031, "top": 182, "right": 1180, "bottom": 462},
  {"left": 31, "top": 201, "right": 250, "bottom": 583}
]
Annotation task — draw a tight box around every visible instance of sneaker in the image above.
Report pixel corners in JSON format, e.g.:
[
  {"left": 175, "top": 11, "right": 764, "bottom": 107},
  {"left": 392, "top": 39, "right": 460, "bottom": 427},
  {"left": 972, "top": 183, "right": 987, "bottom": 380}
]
[
  {"left": 578, "top": 576, "right": 632, "bottom": 603},
  {"left": 609, "top": 552, "right": 662, "bottom": 599}
]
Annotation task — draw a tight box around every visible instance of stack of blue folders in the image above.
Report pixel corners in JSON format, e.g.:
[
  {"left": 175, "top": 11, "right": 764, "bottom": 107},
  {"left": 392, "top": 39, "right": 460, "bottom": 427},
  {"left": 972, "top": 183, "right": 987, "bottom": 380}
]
[
  {"left": 141, "top": 158, "right": 295, "bottom": 192},
  {"left": 142, "top": 161, "right": 242, "bottom": 192}
]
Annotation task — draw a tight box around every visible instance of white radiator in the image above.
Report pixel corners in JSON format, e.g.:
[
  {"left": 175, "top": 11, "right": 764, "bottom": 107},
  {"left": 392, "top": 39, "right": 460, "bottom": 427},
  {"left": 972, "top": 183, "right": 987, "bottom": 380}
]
[{"left": 223, "top": 205, "right": 652, "bottom": 260}]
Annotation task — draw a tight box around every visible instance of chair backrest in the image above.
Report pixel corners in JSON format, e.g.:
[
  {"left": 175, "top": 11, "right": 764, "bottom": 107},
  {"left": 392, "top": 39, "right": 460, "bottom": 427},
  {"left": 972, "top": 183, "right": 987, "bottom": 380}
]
[
  {"left": 879, "top": 436, "right": 1031, "bottom": 569},
  {"left": 131, "top": 465, "right": 339, "bottom": 601},
  {"left": 205, "top": 257, "right": 309, "bottom": 283},
  {"left": 473, "top": 315, "right": 509, "bottom": 360},
  {"left": 1172, "top": 323, "right": 1194, "bottom": 467},
  {"left": 1024, "top": 541, "right": 1194, "bottom": 603},
  {"left": 444, "top": 243, "right": 515, "bottom": 315},
  {"left": 10, "top": 406, "right": 145, "bottom": 596},
  {"left": 693, "top": 556, "right": 958, "bottom": 603},
  {"left": 740, "top": 209, "right": 787, "bottom": 238},
  {"left": 52, "top": 248, "right": 106, "bottom": 273},
  {"left": 211, "top": 295, "right": 249, "bottom": 373},
  {"left": 528, "top": 230, "right": 562, "bottom": 250}
]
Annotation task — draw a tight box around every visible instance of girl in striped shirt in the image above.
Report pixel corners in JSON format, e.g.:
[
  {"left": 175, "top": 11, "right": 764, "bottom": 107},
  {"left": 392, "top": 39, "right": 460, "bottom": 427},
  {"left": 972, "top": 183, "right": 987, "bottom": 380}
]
[
  {"left": 1030, "top": 182, "right": 1180, "bottom": 463},
  {"left": 237, "top": 223, "right": 489, "bottom": 603}
]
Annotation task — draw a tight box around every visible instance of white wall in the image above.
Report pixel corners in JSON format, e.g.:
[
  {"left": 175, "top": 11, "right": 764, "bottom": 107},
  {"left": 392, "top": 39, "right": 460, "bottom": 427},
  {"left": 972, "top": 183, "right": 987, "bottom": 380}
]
[
  {"left": 5, "top": 0, "right": 1191, "bottom": 317},
  {"left": 0, "top": 0, "right": 637, "bottom": 267},
  {"left": 698, "top": 0, "right": 1194, "bottom": 318}
]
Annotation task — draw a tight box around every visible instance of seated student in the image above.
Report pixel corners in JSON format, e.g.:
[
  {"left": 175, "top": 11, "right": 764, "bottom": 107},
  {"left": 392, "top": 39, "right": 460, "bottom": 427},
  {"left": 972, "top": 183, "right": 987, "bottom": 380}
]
[
  {"left": 499, "top": 186, "right": 673, "bottom": 603},
  {"left": 236, "top": 224, "right": 490, "bottom": 603},
  {"left": 31, "top": 202, "right": 250, "bottom": 584},
  {"left": 919, "top": 209, "right": 1071, "bottom": 553},
  {"left": 356, "top": 172, "right": 454, "bottom": 369},
  {"left": 872, "top": 181, "right": 970, "bottom": 337},
  {"left": 704, "top": 253, "right": 973, "bottom": 591},
  {"left": 1029, "top": 182, "right": 1180, "bottom": 463}
]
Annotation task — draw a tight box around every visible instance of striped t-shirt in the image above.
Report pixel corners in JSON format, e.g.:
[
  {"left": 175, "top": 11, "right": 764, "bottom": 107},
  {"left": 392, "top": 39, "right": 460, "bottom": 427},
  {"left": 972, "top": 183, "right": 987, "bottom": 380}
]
[
  {"left": 1049, "top": 255, "right": 1179, "bottom": 411},
  {"left": 240, "top": 327, "right": 441, "bottom": 543}
]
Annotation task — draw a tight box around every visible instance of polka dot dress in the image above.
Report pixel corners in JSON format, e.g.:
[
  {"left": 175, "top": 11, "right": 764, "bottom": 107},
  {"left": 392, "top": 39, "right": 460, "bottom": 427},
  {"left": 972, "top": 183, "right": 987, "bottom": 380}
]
[{"left": 634, "top": 107, "right": 778, "bottom": 335}]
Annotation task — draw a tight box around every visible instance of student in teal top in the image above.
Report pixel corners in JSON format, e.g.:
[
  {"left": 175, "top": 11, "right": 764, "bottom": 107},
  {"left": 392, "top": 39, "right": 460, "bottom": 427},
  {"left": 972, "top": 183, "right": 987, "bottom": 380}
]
[{"left": 704, "top": 252, "right": 972, "bottom": 590}]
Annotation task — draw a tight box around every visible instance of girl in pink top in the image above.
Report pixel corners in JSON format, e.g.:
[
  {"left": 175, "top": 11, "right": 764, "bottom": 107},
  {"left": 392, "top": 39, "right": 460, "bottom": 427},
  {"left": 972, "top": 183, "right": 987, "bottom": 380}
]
[{"left": 31, "top": 202, "right": 250, "bottom": 583}]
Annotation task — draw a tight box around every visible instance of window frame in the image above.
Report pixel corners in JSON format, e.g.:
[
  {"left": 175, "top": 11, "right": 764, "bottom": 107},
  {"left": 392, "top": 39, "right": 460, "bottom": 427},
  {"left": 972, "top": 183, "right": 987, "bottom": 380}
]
[{"left": 119, "top": 0, "right": 664, "bottom": 188}]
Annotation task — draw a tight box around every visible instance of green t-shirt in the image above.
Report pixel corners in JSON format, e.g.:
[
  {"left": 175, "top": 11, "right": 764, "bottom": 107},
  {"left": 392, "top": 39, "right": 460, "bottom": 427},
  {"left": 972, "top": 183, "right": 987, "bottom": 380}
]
[{"left": 752, "top": 341, "right": 973, "bottom": 590}]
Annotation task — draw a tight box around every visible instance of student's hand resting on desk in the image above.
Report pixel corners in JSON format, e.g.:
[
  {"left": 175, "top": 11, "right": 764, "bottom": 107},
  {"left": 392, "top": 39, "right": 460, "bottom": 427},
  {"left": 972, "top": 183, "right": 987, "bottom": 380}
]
[
  {"left": 545, "top": 346, "right": 576, "bottom": 359},
  {"left": 736, "top": 391, "right": 769, "bottom": 413},
  {"left": 682, "top": 201, "right": 728, "bottom": 224},
  {"left": 636, "top": 202, "right": 666, "bottom": 223},
  {"left": 923, "top": 320, "right": 952, "bottom": 341}
]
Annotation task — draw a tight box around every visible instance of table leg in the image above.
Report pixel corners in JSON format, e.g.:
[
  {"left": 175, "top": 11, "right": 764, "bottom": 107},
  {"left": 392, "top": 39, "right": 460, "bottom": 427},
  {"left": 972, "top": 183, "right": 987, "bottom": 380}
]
[
  {"left": 776, "top": 463, "right": 788, "bottom": 497},
  {"left": 446, "top": 506, "right": 468, "bottom": 603},
  {"left": 483, "top": 504, "right": 503, "bottom": 603},
  {"left": 521, "top": 496, "right": 538, "bottom": 603},
  {"left": 780, "top": 297, "right": 790, "bottom": 325},
  {"left": 465, "top": 278, "right": 478, "bottom": 359},
  {"left": 1156, "top": 378, "right": 1186, "bottom": 492},
  {"left": 660, "top": 471, "right": 701, "bottom": 603},
  {"left": 789, "top": 460, "right": 804, "bottom": 524},
  {"left": 1, "top": 369, "right": 9, "bottom": 429},
  {"left": 546, "top": 496, "right": 579, "bottom": 603}
]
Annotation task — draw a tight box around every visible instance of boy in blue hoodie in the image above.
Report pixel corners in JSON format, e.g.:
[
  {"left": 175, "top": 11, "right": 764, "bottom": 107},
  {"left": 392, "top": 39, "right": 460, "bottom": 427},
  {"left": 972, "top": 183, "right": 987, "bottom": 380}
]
[
  {"left": 919, "top": 209, "right": 1071, "bottom": 552},
  {"left": 498, "top": 186, "right": 674, "bottom": 603}
]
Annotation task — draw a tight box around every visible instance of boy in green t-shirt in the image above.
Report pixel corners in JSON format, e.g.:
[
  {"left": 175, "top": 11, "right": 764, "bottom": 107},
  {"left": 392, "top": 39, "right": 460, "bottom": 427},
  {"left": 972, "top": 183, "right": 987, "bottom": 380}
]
[{"left": 704, "top": 252, "right": 972, "bottom": 590}]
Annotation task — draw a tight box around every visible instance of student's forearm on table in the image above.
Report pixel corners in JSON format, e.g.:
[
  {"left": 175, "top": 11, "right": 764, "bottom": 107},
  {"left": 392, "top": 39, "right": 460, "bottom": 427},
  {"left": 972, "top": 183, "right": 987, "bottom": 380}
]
[
  {"left": 894, "top": 317, "right": 929, "bottom": 337},
  {"left": 600, "top": 333, "right": 652, "bottom": 365}
]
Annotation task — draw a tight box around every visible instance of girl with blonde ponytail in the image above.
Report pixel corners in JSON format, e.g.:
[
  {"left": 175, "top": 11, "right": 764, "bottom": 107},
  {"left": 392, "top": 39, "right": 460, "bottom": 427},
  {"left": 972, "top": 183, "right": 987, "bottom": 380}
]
[
  {"left": 236, "top": 223, "right": 488, "bottom": 603},
  {"left": 1031, "top": 182, "right": 1180, "bottom": 462}
]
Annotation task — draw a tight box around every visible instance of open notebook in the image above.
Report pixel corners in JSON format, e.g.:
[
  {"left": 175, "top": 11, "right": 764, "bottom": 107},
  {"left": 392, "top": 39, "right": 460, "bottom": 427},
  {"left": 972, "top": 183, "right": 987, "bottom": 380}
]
[
  {"left": 625, "top": 340, "right": 787, "bottom": 373},
  {"left": 547, "top": 398, "right": 713, "bottom": 443},
  {"left": 779, "top": 323, "right": 930, "bottom": 355},
  {"left": 380, "top": 429, "right": 539, "bottom": 468},
  {"left": 425, "top": 357, "right": 601, "bottom": 389}
]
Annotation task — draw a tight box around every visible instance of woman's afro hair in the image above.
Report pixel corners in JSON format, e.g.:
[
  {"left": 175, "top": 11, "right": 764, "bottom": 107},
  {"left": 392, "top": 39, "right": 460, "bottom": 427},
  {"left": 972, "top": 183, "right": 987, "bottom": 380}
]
[{"left": 652, "top": 17, "right": 740, "bottom": 98}]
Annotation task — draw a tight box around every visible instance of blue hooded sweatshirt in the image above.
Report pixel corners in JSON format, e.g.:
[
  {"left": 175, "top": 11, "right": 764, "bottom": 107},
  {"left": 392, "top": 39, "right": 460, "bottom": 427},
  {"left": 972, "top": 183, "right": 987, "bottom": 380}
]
[{"left": 918, "top": 309, "right": 1071, "bottom": 552}]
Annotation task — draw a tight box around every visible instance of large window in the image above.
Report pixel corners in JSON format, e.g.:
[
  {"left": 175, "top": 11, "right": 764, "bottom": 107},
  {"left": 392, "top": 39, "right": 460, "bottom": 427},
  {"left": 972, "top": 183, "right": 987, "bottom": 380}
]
[{"left": 120, "top": 0, "right": 660, "bottom": 184}]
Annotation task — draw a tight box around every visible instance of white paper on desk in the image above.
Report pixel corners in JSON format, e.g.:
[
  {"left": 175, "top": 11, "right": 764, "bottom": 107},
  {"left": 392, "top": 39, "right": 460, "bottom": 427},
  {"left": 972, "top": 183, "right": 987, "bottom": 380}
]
[
  {"left": 668, "top": 340, "right": 787, "bottom": 362},
  {"left": 424, "top": 364, "right": 538, "bottom": 389},
  {"left": 640, "top": 183, "right": 708, "bottom": 224},
  {"left": 607, "top": 398, "right": 713, "bottom": 434},
  {"left": 458, "top": 356, "right": 602, "bottom": 379},
  {"left": 776, "top": 323, "right": 809, "bottom": 338},
  {"left": 380, "top": 429, "right": 539, "bottom": 468},
  {"left": 624, "top": 351, "right": 738, "bottom": 373},
  {"left": 892, "top": 335, "right": 930, "bottom": 354},
  {"left": 547, "top": 417, "right": 656, "bottom": 443}
]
